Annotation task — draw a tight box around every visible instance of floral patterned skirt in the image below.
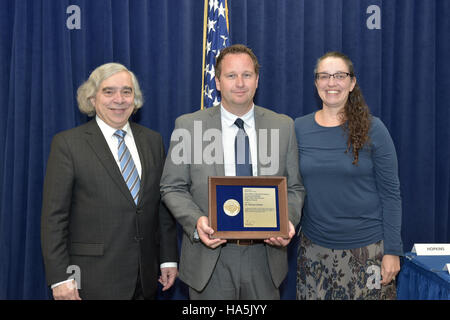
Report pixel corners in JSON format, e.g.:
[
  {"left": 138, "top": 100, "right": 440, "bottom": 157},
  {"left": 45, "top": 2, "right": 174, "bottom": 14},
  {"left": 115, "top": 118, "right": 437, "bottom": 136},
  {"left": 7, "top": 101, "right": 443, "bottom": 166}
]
[{"left": 296, "top": 231, "right": 397, "bottom": 300}]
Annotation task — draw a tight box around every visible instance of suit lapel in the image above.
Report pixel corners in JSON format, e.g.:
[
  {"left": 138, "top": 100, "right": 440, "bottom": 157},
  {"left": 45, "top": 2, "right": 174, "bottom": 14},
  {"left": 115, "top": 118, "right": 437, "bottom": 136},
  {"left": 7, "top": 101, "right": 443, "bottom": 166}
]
[
  {"left": 206, "top": 106, "right": 225, "bottom": 176},
  {"left": 84, "top": 120, "right": 136, "bottom": 206},
  {"left": 254, "top": 106, "right": 271, "bottom": 176}
]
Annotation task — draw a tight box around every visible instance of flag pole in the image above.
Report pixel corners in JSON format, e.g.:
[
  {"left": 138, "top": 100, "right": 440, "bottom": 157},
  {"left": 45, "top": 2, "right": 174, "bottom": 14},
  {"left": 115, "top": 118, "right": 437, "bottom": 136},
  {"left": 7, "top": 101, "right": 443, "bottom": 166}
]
[{"left": 225, "top": 0, "right": 229, "bottom": 32}]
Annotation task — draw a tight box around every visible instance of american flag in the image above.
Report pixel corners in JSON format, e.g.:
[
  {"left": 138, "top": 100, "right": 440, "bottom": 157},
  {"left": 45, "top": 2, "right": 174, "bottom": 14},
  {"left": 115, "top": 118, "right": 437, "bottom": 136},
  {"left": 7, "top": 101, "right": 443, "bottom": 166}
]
[{"left": 201, "top": 0, "right": 230, "bottom": 109}]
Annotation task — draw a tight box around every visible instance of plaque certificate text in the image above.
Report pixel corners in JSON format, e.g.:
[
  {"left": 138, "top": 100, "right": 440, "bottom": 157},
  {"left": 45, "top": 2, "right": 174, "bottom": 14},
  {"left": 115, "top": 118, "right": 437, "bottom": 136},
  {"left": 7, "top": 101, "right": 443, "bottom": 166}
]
[{"left": 243, "top": 188, "right": 277, "bottom": 228}]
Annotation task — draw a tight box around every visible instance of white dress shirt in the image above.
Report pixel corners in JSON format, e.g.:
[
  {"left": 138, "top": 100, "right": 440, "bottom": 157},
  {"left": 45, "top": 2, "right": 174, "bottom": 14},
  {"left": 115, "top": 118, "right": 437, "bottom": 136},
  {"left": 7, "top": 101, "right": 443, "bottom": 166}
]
[
  {"left": 220, "top": 104, "right": 258, "bottom": 176},
  {"left": 96, "top": 116, "right": 142, "bottom": 177}
]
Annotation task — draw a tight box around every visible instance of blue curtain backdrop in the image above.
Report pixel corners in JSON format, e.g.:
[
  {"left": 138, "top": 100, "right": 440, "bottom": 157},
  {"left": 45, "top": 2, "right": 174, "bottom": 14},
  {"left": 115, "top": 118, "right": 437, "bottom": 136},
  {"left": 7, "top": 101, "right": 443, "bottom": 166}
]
[{"left": 0, "top": 0, "right": 449, "bottom": 299}]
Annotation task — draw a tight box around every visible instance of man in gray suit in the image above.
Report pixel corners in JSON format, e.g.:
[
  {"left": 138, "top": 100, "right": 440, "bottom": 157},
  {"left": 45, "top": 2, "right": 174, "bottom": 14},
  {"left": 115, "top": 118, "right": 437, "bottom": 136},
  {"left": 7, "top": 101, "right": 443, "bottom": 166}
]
[
  {"left": 160, "top": 44, "right": 305, "bottom": 299},
  {"left": 41, "top": 63, "right": 178, "bottom": 299}
]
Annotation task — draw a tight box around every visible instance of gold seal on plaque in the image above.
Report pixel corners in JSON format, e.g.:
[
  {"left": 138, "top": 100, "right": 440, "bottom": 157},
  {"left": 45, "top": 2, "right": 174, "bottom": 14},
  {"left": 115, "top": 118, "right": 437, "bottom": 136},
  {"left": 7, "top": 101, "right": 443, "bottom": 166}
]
[{"left": 223, "top": 199, "right": 240, "bottom": 217}]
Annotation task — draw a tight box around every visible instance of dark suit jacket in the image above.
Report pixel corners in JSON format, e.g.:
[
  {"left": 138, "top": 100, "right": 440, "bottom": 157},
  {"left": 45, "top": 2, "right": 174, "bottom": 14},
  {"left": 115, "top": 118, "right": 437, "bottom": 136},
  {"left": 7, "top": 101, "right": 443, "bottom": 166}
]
[{"left": 41, "top": 119, "right": 178, "bottom": 299}]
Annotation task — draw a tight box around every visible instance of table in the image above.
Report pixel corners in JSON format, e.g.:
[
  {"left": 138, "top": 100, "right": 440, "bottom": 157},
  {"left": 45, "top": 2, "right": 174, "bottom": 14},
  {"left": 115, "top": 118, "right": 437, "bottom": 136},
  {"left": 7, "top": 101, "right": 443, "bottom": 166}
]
[{"left": 397, "top": 252, "right": 450, "bottom": 300}]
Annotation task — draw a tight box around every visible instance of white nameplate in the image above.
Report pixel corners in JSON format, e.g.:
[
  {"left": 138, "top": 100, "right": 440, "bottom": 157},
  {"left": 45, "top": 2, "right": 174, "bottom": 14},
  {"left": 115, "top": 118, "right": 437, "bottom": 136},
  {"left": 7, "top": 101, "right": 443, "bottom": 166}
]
[{"left": 412, "top": 243, "right": 450, "bottom": 256}]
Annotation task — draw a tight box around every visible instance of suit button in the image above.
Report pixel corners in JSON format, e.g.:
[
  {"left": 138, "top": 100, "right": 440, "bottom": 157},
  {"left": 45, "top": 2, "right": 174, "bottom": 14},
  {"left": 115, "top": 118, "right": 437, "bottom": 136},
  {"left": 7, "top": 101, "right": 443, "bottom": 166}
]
[
  {"left": 134, "top": 236, "right": 143, "bottom": 242},
  {"left": 136, "top": 209, "right": 143, "bottom": 215}
]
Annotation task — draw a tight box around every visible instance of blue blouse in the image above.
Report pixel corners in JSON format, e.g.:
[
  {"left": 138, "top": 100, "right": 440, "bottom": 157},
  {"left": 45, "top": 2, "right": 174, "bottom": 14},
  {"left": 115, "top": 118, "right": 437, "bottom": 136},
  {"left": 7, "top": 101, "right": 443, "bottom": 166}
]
[{"left": 295, "top": 112, "right": 403, "bottom": 256}]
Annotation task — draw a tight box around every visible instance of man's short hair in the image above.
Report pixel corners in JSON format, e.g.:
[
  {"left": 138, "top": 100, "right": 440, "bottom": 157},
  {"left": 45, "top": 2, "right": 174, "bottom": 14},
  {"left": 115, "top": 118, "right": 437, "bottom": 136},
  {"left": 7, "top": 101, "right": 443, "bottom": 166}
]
[{"left": 214, "top": 44, "right": 260, "bottom": 79}]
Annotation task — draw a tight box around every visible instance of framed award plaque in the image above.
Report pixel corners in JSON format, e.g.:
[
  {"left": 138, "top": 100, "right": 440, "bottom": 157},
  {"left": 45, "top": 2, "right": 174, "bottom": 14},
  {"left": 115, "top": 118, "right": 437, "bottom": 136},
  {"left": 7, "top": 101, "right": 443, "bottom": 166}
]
[{"left": 208, "top": 176, "right": 289, "bottom": 239}]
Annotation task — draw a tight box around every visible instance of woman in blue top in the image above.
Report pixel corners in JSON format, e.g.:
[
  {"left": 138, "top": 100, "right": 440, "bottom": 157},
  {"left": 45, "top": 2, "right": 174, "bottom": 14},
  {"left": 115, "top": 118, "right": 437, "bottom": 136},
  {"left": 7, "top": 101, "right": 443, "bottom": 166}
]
[{"left": 295, "top": 52, "right": 403, "bottom": 300}]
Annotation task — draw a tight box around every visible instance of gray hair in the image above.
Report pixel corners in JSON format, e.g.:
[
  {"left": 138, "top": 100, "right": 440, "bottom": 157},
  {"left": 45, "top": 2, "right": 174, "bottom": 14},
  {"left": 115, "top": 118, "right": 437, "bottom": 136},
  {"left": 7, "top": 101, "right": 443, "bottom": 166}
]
[{"left": 77, "top": 63, "right": 144, "bottom": 116}]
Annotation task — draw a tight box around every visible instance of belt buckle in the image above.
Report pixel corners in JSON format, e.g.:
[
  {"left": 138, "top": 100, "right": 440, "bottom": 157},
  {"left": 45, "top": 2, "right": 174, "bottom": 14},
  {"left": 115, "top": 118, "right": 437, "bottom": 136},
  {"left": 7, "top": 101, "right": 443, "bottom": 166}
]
[{"left": 237, "top": 239, "right": 252, "bottom": 246}]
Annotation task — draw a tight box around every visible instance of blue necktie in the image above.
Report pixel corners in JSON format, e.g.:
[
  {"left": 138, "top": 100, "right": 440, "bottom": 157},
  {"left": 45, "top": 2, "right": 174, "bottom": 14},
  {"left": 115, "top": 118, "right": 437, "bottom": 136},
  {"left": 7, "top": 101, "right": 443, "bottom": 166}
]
[
  {"left": 234, "top": 118, "right": 253, "bottom": 176},
  {"left": 114, "top": 130, "right": 140, "bottom": 204}
]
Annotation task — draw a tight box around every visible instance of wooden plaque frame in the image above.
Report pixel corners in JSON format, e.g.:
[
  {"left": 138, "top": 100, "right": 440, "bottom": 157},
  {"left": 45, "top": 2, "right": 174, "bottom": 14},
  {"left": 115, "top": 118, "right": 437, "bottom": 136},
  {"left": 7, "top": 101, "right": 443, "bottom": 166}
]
[{"left": 208, "top": 176, "right": 289, "bottom": 239}]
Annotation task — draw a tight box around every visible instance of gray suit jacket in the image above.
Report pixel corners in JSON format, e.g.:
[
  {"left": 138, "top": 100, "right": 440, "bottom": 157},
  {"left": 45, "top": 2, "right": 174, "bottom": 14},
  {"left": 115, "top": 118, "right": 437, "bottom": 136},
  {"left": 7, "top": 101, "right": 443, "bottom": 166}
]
[
  {"left": 160, "top": 105, "right": 304, "bottom": 291},
  {"left": 41, "top": 119, "right": 178, "bottom": 299}
]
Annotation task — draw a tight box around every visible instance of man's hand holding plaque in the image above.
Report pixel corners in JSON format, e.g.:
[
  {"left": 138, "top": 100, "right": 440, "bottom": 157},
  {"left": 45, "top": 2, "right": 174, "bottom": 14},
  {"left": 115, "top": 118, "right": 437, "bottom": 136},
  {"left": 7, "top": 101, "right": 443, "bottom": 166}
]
[
  {"left": 196, "top": 216, "right": 227, "bottom": 249},
  {"left": 264, "top": 221, "right": 296, "bottom": 247},
  {"left": 198, "top": 216, "right": 295, "bottom": 248}
]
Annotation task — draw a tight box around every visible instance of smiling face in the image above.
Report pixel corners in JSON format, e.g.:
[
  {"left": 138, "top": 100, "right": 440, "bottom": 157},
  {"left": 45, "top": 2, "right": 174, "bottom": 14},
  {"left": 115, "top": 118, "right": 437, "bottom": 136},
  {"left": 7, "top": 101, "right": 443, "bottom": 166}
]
[
  {"left": 215, "top": 53, "right": 259, "bottom": 116},
  {"left": 315, "top": 57, "right": 356, "bottom": 111},
  {"left": 90, "top": 71, "right": 135, "bottom": 129}
]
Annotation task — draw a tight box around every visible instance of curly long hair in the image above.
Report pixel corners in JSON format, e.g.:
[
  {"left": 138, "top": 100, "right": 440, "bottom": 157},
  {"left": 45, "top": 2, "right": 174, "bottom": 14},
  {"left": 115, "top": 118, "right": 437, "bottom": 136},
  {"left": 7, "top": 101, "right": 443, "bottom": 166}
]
[{"left": 315, "top": 52, "right": 372, "bottom": 165}]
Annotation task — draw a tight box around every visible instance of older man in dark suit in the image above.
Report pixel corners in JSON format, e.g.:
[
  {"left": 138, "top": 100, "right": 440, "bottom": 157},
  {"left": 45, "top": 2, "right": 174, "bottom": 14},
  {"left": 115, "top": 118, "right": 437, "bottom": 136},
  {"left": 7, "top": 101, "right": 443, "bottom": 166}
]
[{"left": 41, "top": 63, "right": 178, "bottom": 300}]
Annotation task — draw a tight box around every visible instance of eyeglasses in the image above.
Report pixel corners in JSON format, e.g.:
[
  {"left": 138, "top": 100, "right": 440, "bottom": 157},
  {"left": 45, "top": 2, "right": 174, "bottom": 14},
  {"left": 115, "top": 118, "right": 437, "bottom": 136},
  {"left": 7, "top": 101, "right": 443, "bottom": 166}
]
[{"left": 315, "top": 72, "right": 352, "bottom": 82}]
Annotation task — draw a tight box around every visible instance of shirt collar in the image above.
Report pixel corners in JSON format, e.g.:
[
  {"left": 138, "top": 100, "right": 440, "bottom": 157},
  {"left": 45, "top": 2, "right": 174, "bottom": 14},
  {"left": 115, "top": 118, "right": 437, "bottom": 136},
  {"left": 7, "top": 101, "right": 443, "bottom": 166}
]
[
  {"left": 96, "top": 116, "right": 131, "bottom": 138},
  {"left": 220, "top": 104, "right": 255, "bottom": 129}
]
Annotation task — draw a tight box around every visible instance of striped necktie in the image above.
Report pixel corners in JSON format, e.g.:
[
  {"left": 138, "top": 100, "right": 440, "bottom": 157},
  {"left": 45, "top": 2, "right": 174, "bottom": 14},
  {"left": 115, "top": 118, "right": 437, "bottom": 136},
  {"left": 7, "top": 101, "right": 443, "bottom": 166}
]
[
  {"left": 114, "top": 130, "right": 140, "bottom": 204},
  {"left": 234, "top": 118, "right": 253, "bottom": 176}
]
